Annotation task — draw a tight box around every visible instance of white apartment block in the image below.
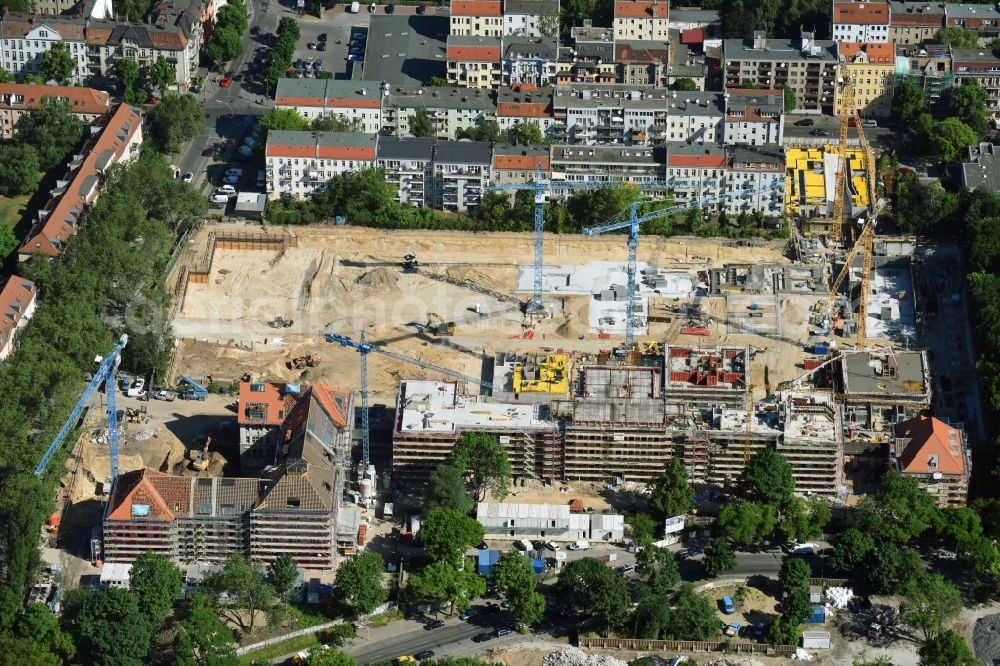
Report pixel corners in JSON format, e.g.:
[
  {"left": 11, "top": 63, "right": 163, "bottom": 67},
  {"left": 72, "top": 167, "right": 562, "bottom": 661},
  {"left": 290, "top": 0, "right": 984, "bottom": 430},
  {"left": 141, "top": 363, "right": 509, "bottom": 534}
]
[
  {"left": 724, "top": 88, "right": 784, "bottom": 146},
  {"left": 450, "top": 0, "right": 504, "bottom": 36},
  {"left": 274, "top": 79, "right": 383, "bottom": 134},
  {"left": 549, "top": 144, "right": 666, "bottom": 185},
  {"left": 496, "top": 84, "right": 556, "bottom": 135},
  {"left": 664, "top": 145, "right": 726, "bottom": 208},
  {"left": 447, "top": 36, "right": 503, "bottom": 89},
  {"left": 382, "top": 85, "right": 496, "bottom": 139},
  {"left": 503, "top": 0, "right": 559, "bottom": 37},
  {"left": 613, "top": 0, "right": 670, "bottom": 41},
  {"left": 502, "top": 37, "right": 558, "bottom": 87},
  {"left": 832, "top": 1, "right": 891, "bottom": 42},
  {"left": 725, "top": 147, "right": 785, "bottom": 218},
  {"left": 0, "top": 20, "right": 88, "bottom": 84},
  {"left": 376, "top": 137, "right": 493, "bottom": 212},
  {"left": 265, "top": 131, "right": 377, "bottom": 199}
]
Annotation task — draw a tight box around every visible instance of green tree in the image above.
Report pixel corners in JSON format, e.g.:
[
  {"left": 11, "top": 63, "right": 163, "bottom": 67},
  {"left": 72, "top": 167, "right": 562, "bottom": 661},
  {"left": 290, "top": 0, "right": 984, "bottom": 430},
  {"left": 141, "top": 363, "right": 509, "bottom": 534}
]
[
  {"left": 918, "top": 630, "right": 977, "bottom": 666},
  {"left": 900, "top": 572, "right": 962, "bottom": 642},
  {"left": 949, "top": 78, "right": 990, "bottom": 138},
  {"left": 860, "top": 542, "right": 921, "bottom": 595},
  {"left": 204, "top": 554, "right": 276, "bottom": 632},
  {"left": 627, "top": 512, "right": 658, "bottom": 543},
  {"left": 216, "top": 3, "right": 248, "bottom": 31},
  {"left": 958, "top": 535, "right": 1000, "bottom": 582},
  {"left": 702, "top": 537, "right": 737, "bottom": 577},
  {"left": 491, "top": 552, "right": 545, "bottom": 625},
  {"left": 113, "top": 58, "right": 145, "bottom": 105},
  {"left": 717, "top": 500, "right": 778, "bottom": 545},
  {"left": 0, "top": 143, "right": 39, "bottom": 196},
  {"left": 782, "top": 86, "right": 796, "bottom": 112},
  {"left": 5, "top": 603, "right": 75, "bottom": 664},
  {"left": 424, "top": 76, "right": 449, "bottom": 86},
  {"left": 658, "top": 584, "right": 721, "bottom": 640},
  {"left": 426, "top": 463, "right": 474, "bottom": 514},
  {"left": 764, "top": 614, "right": 802, "bottom": 645},
  {"left": 506, "top": 120, "right": 545, "bottom": 145},
  {"left": 40, "top": 41, "right": 75, "bottom": 84},
  {"left": 407, "top": 559, "right": 486, "bottom": 614},
  {"left": 933, "top": 26, "right": 979, "bottom": 49},
  {"left": 115, "top": 0, "right": 154, "bottom": 20},
  {"left": 830, "top": 527, "right": 875, "bottom": 574},
  {"left": 261, "top": 56, "right": 290, "bottom": 94},
  {"left": 129, "top": 552, "right": 182, "bottom": 628},
  {"left": 892, "top": 78, "right": 926, "bottom": 128},
  {"left": 670, "top": 78, "right": 697, "bottom": 91},
  {"left": 173, "top": 594, "right": 238, "bottom": 666},
  {"left": 778, "top": 557, "right": 811, "bottom": 623},
  {"left": 420, "top": 506, "right": 485, "bottom": 564},
  {"left": 852, "top": 471, "right": 941, "bottom": 544},
  {"left": 928, "top": 117, "right": 978, "bottom": 163},
  {"left": 450, "top": 432, "right": 512, "bottom": 501},
  {"left": 304, "top": 647, "right": 358, "bottom": 666},
  {"left": 260, "top": 107, "right": 311, "bottom": 134},
  {"left": 455, "top": 122, "right": 501, "bottom": 142},
  {"left": 0, "top": 67, "right": 12, "bottom": 83},
  {"left": 740, "top": 448, "right": 795, "bottom": 507},
  {"left": 778, "top": 496, "right": 831, "bottom": 543},
  {"left": 409, "top": 107, "right": 435, "bottom": 137},
  {"left": 635, "top": 544, "right": 680, "bottom": 595},
  {"left": 148, "top": 93, "right": 204, "bottom": 153},
  {"left": 65, "top": 588, "right": 152, "bottom": 666},
  {"left": 311, "top": 114, "right": 362, "bottom": 132},
  {"left": 313, "top": 167, "right": 406, "bottom": 226},
  {"left": 556, "top": 557, "right": 631, "bottom": 633},
  {"left": 649, "top": 458, "right": 694, "bottom": 519},
  {"left": 266, "top": 554, "right": 299, "bottom": 603},
  {"left": 335, "top": 551, "right": 388, "bottom": 614},
  {"left": 150, "top": 56, "right": 176, "bottom": 95},
  {"left": 15, "top": 99, "right": 83, "bottom": 171},
  {"left": 205, "top": 25, "right": 244, "bottom": 64},
  {"left": 278, "top": 16, "right": 301, "bottom": 42}
]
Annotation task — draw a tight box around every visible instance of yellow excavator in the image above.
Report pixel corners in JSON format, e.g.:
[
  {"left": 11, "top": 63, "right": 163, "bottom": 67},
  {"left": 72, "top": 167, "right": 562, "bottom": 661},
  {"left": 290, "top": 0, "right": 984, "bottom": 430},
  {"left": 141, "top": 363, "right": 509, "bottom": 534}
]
[
  {"left": 426, "top": 312, "right": 456, "bottom": 336},
  {"left": 189, "top": 435, "right": 212, "bottom": 471}
]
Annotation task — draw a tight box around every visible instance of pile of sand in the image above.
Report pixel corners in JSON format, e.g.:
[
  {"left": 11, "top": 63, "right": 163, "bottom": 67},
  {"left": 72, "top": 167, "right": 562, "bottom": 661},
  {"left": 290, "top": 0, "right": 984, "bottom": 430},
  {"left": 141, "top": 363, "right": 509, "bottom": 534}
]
[{"left": 353, "top": 267, "right": 400, "bottom": 294}]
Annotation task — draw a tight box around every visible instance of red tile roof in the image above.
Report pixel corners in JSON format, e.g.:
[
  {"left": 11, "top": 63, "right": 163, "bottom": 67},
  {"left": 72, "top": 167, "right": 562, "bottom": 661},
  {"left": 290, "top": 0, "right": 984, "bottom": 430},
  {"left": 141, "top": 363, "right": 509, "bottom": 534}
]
[
  {"left": 681, "top": 28, "right": 703, "bottom": 44},
  {"left": 265, "top": 143, "right": 376, "bottom": 160},
  {"left": 19, "top": 104, "right": 142, "bottom": 259},
  {"left": 896, "top": 415, "right": 966, "bottom": 475},
  {"left": 105, "top": 469, "right": 179, "bottom": 522},
  {"left": 615, "top": 0, "right": 668, "bottom": 18},
  {"left": 834, "top": 1, "right": 890, "bottom": 25},
  {"left": 496, "top": 101, "right": 551, "bottom": 117},
  {"left": 448, "top": 45, "right": 501, "bottom": 61},
  {"left": 494, "top": 154, "right": 550, "bottom": 170},
  {"left": 840, "top": 41, "right": 895, "bottom": 63},
  {"left": 0, "top": 83, "right": 110, "bottom": 115},
  {"left": 669, "top": 154, "right": 726, "bottom": 168},
  {"left": 0, "top": 275, "right": 35, "bottom": 351},
  {"left": 274, "top": 95, "right": 380, "bottom": 109},
  {"left": 451, "top": 0, "right": 502, "bottom": 15},
  {"left": 311, "top": 384, "right": 350, "bottom": 429},
  {"left": 238, "top": 381, "right": 288, "bottom": 427}
]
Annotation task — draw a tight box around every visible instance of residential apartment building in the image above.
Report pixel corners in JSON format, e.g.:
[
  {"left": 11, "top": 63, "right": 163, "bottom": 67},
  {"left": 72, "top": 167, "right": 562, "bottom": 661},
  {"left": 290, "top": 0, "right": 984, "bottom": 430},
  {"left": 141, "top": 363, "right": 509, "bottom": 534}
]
[
  {"left": 893, "top": 43, "right": 954, "bottom": 107},
  {"left": 894, "top": 415, "right": 970, "bottom": 506},
  {"left": 376, "top": 137, "right": 435, "bottom": 208},
  {"left": 0, "top": 83, "right": 109, "bottom": 139},
  {"left": 945, "top": 3, "right": 1000, "bottom": 40},
  {"left": 553, "top": 84, "right": 722, "bottom": 145},
  {"left": 725, "top": 147, "right": 786, "bottom": 218},
  {"left": 503, "top": 0, "right": 559, "bottom": 37},
  {"left": 960, "top": 142, "right": 1000, "bottom": 192},
  {"left": 724, "top": 31, "right": 839, "bottom": 114},
  {"left": 614, "top": 40, "right": 670, "bottom": 87},
  {"left": 549, "top": 143, "right": 666, "bottom": 185},
  {"left": 889, "top": 1, "right": 945, "bottom": 44},
  {"left": 612, "top": 0, "right": 670, "bottom": 41},
  {"left": 724, "top": 88, "right": 784, "bottom": 145},
  {"left": 274, "top": 79, "right": 383, "bottom": 134},
  {"left": 238, "top": 381, "right": 297, "bottom": 473},
  {"left": 491, "top": 144, "right": 550, "bottom": 186},
  {"left": 832, "top": 1, "right": 891, "bottom": 43},
  {"left": 951, "top": 47, "right": 1000, "bottom": 119},
  {"left": 667, "top": 8, "right": 721, "bottom": 35},
  {"left": 502, "top": 37, "right": 558, "bottom": 87},
  {"left": 496, "top": 83, "right": 555, "bottom": 135},
  {"left": 265, "top": 131, "right": 378, "bottom": 199},
  {"left": 450, "top": 0, "right": 504, "bottom": 36},
  {"left": 0, "top": 276, "right": 37, "bottom": 362},
  {"left": 0, "top": 16, "right": 89, "bottom": 84},
  {"left": 664, "top": 145, "right": 726, "bottom": 208},
  {"left": 447, "top": 36, "right": 503, "bottom": 89},
  {"left": 381, "top": 85, "right": 496, "bottom": 139},
  {"left": 837, "top": 42, "right": 896, "bottom": 118},
  {"left": 104, "top": 384, "right": 355, "bottom": 569},
  {"left": 19, "top": 104, "right": 142, "bottom": 260},
  {"left": 375, "top": 137, "right": 493, "bottom": 211}
]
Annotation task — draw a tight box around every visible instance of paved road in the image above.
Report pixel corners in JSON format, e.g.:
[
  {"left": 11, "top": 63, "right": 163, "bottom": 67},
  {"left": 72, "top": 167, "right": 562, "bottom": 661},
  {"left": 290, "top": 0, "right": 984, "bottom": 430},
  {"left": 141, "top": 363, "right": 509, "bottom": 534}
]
[{"left": 348, "top": 613, "right": 525, "bottom": 665}]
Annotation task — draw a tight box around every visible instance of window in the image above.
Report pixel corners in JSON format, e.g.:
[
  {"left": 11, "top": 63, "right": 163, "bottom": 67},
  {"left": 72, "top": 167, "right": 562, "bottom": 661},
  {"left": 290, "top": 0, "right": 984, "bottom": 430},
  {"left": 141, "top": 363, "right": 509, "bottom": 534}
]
[{"left": 287, "top": 497, "right": 301, "bottom": 507}]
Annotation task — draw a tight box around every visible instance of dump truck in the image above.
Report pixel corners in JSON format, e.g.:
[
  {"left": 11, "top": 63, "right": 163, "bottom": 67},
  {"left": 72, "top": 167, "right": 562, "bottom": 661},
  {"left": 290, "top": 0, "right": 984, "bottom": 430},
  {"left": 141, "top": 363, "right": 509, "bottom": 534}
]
[{"left": 290, "top": 353, "right": 322, "bottom": 369}]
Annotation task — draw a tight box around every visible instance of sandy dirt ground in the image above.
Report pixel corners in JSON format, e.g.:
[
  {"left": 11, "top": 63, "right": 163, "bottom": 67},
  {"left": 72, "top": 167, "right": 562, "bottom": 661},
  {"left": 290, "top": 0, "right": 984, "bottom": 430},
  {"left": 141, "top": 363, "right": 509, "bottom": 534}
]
[{"left": 169, "top": 225, "right": 813, "bottom": 400}]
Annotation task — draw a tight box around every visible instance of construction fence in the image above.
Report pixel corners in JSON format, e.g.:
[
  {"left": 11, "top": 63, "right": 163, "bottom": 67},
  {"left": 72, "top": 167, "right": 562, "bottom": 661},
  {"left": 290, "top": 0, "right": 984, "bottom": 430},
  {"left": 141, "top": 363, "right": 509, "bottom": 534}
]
[{"left": 577, "top": 636, "right": 797, "bottom": 657}]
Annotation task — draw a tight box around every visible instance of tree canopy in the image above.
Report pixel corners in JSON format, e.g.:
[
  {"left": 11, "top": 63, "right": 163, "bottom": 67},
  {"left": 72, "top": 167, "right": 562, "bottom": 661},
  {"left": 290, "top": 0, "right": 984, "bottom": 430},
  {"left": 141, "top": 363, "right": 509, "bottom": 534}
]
[
  {"left": 266, "top": 554, "right": 299, "bottom": 603},
  {"left": 129, "top": 552, "right": 182, "bottom": 629},
  {"left": 0, "top": 143, "right": 39, "bottom": 196},
  {"left": 150, "top": 56, "right": 176, "bottom": 95},
  {"left": 113, "top": 58, "right": 145, "bottom": 105},
  {"left": 740, "top": 448, "right": 795, "bottom": 507},
  {"left": 420, "top": 506, "right": 485, "bottom": 564},
  {"left": 425, "top": 463, "right": 474, "bottom": 514},
  {"left": 491, "top": 552, "right": 546, "bottom": 625},
  {"left": 933, "top": 27, "right": 979, "bottom": 49},
  {"left": 409, "top": 108, "right": 435, "bottom": 137},
  {"left": 702, "top": 537, "right": 736, "bottom": 578},
  {"left": 900, "top": 572, "right": 962, "bottom": 642},
  {"left": 556, "top": 557, "right": 631, "bottom": 633},
  {"left": 450, "top": 433, "right": 512, "bottom": 501},
  {"left": 15, "top": 99, "right": 84, "bottom": 171},
  {"left": 918, "top": 630, "right": 977, "bottom": 666},
  {"left": 40, "top": 42, "right": 75, "bottom": 84},
  {"left": 204, "top": 554, "right": 276, "bottom": 632},
  {"left": 649, "top": 459, "right": 694, "bottom": 520},
  {"left": 335, "top": 550, "right": 388, "bottom": 614},
  {"left": 148, "top": 93, "right": 204, "bottom": 153},
  {"left": 173, "top": 594, "right": 238, "bottom": 666},
  {"left": 63, "top": 588, "right": 152, "bottom": 666},
  {"left": 407, "top": 559, "right": 485, "bottom": 614},
  {"left": 506, "top": 120, "right": 545, "bottom": 145}
]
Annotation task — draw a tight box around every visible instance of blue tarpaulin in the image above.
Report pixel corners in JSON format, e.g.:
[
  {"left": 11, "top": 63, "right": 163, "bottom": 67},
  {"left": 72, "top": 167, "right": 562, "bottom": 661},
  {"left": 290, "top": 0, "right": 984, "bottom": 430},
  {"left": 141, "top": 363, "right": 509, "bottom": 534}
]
[{"left": 478, "top": 549, "right": 501, "bottom": 574}]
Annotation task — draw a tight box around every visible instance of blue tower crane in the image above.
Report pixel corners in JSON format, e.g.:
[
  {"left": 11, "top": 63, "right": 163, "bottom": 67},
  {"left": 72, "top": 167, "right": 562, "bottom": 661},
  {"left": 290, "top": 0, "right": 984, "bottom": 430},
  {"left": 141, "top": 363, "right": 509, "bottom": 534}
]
[
  {"left": 325, "top": 332, "right": 497, "bottom": 471},
  {"left": 35, "top": 334, "right": 129, "bottom": 482},
  {"left": 583, "top": 182, "right": 784, "bottom": 346}
]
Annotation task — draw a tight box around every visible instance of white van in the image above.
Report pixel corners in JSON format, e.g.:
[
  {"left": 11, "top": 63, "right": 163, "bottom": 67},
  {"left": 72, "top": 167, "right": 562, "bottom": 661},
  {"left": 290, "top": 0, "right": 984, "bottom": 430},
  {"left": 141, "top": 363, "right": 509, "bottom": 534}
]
[
  {"left": 515, "top": 539, "right": 533, "bottom": 552},
  {"left": 350, "top": 1, "right": 360, "bottom": 11},
  {"left": 211, "top": 193, "right": 230, "bottom": 206},
  {"left": 217, "top": 184, "right": 236, "bottom": 195},
  {"left": 567, "top": 540, "right": 590, "bottom": 551}
]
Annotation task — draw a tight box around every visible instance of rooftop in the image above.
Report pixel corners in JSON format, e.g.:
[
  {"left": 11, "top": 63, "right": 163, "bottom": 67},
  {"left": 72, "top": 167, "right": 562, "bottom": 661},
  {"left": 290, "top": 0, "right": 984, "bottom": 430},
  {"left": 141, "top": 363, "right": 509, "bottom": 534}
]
[
  {"left": 668, "top": 7, "right": 720, "bottom": 23},
  {"left": 945, "top": 3, "right": 1000, "bottom": 20},
  {"left": 274, "top": 78, "right": 382, "bottom": 107},
  {"left": 497, "top": 84, "right": 553, "bottom": 117},
  {"left": 377, "top": 135, "right": 437, "bottom": 160},
  {"left": 897, "top": 415, "right": 966, "bottom": 475},
  {"left": 0, "top": 83, "right": 110, "bottom": 115},
  {"left": 667, "top": 143, "right": 727, "bottom": 168},
  {"left": 950, "top": 47, "right": 1000, "bottom": 62},
  {"left": 493, "top": 144, "right": 550, "bottom": 170},
  {"left": 614, "top": 0, "right": 669, "bottom": 19},
  {"left": 504, "top": 0, "right": 559, "bottom": 14},
  {"left": 889, "top": 0, "right": 946, "bottom": 24},
  {"left": 724, "top": 37, "right": 838, "bottom": 62},
  {"left": 841, "top": 350, "right": 929, "bottom": 398},
  {"left": 450, "top": 0, "right": 502, "bottom": 15},
  {"left": 504, "top": 37, "right": 558, "bottom": 59},
  {"left": 0, "top": 275, "right": 35, "bottom": 348},
  {"left": 477, "top": 502, "right": 570, "bottom": 520},
  {"left": 833, "top": 1, "right": 890, "bottom": 24},
  {"left": 961, "top": 142, "right": 1000, "bottom": 192},
  {"left": 551, "top": 144, "right": 665, "bottom": 165},
  {"left": 362, "top": 15, "right": 448, "bottom": 86},
  {"left": 397, "top": 379, "right": 553, "bottom": 433},
  {"left": 238, "top": 380, "right": 294, "bottom": 427},
  {"left": 447, "top": 34, "right": 503, "bottom": 61},
  {"left": 580, "top": 365, "right": 661, "bottom": 399},
  {"left": 782, "top": 400, "right": 839, "bottom": 442},
  {"left": 383, "top": 85, "right": 495, "bottom": 110},
  {"left": 665, "top": 346, "right": 748, "bottom": 391}
]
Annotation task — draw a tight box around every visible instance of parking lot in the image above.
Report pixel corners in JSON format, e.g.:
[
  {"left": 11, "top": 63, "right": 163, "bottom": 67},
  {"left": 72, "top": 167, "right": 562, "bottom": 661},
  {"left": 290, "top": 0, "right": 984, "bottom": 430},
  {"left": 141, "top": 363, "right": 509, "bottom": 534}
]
[{"left": 293, "top": 7, "right": 372, "bottom": 79}]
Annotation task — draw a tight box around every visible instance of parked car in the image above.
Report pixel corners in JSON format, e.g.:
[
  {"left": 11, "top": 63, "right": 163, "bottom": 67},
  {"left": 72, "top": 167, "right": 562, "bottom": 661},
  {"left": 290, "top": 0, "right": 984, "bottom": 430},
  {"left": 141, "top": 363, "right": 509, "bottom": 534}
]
[
  {"left": 415, "top": 652, "right": 435, "bottom": 661},
  {"left": 217, "top": 184, "right": 237, "bottom": 194},
  {"left": 385, "top": 2, "right": 394, "bottom": 11},
  {"left": 544, "top": 541, "right": 560, "bottom": 552},
  {"left": 459, "top": 608, "right": 479, "bottom": 621},
  {"left": 614, "top": 564, "right": 634, "bottom": 576},
  {"left": 225, "top": 167, "right": 244, "bottom": 177},
  {"left": 223, "top": 174, "right": 240, "bottom": 185},
  {"left": 721, "top": 595, "right": 735, "bottom": 614},
  {"left": 472, "top": 632, "right": 494, "bottom": 643},
  {"left": 181, "top": 172, "right": 194, "bottom": 183},
  {"left": 317, "top": 41, "right": 327, "bottom": 51},
  {"left": 810, "top": 128, "right": 830, "bottom": 137},
  {"left": 789, "top": 542, "right": 816, "bottom": 554},
  {"left": 153, "top": 390, "right": 177, "bottom": 401},
  {"left": 220, "top": 74, "right": 232, "bottom": 88},
  {"left": 318, "top": 32, "right": 327, "bottom": 41},
  {"left": 494, "top": 628, "right": 512, "bottom": 637},
  {"left": 307, "top": 42, "right": 317, "bottom": 49},
  {"left": 794, "top": 118, "right": 814, "bottom": 126},
  {"left": 424, "top": 619, "right": 444, "bottom": 630}
]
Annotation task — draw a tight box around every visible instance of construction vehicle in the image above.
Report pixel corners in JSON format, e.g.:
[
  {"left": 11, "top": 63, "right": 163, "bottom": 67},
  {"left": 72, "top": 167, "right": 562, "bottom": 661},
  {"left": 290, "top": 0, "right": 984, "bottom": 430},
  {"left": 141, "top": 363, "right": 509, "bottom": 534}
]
[
  {"left": 426, "top": 312, "right": 456, "bottom": 336},
  {"left": 189, "top": 435, "right": 212, "bottom": 471},
  {"left": 289, "top": 353, "right": 322, "bottom": 369},
  {"left": 178, "top": 374, "right": 208, "bottom": 400},
  {"left": 402, "top": 253, "right": 419, "bottom": 272},
  {"left": 125, "top": 407, "right": 147, "bottom": 424},
  {"left": 271, "top": 316, "right": 294, "bottom": 328}
]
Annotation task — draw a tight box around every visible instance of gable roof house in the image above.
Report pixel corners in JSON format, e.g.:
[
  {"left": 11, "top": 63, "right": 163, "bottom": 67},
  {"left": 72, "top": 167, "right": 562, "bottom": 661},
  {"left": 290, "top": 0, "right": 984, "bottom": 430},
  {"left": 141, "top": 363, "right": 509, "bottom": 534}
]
[{"left": 894, "top": 415, "right": 970, "bottom": 506}]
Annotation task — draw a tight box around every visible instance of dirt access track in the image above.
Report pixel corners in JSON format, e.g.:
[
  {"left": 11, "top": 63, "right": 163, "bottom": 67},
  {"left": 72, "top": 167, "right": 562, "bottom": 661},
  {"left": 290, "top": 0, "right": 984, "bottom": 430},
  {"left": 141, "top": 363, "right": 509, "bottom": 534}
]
[{"left": 168, "top": 224, "right": 808, "bottom": 403}]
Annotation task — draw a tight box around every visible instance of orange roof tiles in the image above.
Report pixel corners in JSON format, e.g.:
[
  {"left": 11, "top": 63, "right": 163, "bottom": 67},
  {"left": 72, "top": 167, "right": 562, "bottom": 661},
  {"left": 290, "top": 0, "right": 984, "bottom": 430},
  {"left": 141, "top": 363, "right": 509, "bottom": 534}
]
[
  {"left": 669, "top": 154, "right": 726, "bottom": 168},
  {"left": 494, "top": 154, "right": 550, "bottom": 170},
  {"left": 19, "top": 104, "right": 142, "bottom": 259},
  {"left": 0, "top": 275, "right": 35, "bottom": 349},
  {"left": 0, "top": 83, "right": 110, "bottom": 115},
  {"left": 451, "top": 0, "right": 502, "bottom": 15},
  {"left": 448, "top": 45, "right": 502, "bottom": 61},
  {"left": 238, "top": 381, "right": 288, "bottom": 427},
  {"left": 496, "top": 101, "right": 551, "bottom": 117},
  {"left": 897, "top": 415, "right": 966, "bottom": 476},
  {"left": 265, "top": 143, "right": 376, "bottom": 160},
  {"left": 615, "top": 0, "right": 668, "bottom": 18},
  {"left": 274, "top": 94, "right": 380, "bottom": 109},
  {"left": 840, "top": 41, "right": 895, "bottom": 63},
  {"left": 105, "top": 469, "right": 179, "bottom": 522},
  {"left": 311, "top": 384, "right": 350, "bottom": 429},
  {"left": 834, "top": 1, "right": 890, "bottom": 25}
]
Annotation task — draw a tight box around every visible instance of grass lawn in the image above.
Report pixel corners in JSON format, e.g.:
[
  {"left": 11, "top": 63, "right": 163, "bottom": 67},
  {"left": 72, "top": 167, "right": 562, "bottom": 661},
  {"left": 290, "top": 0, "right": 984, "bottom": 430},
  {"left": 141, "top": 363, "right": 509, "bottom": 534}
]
[
  {"left": 0, "top": 192, "right": 31, "bottom": 228},
  {"left": 237, "top": 632, "right": 320, "bottom": 665}
]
